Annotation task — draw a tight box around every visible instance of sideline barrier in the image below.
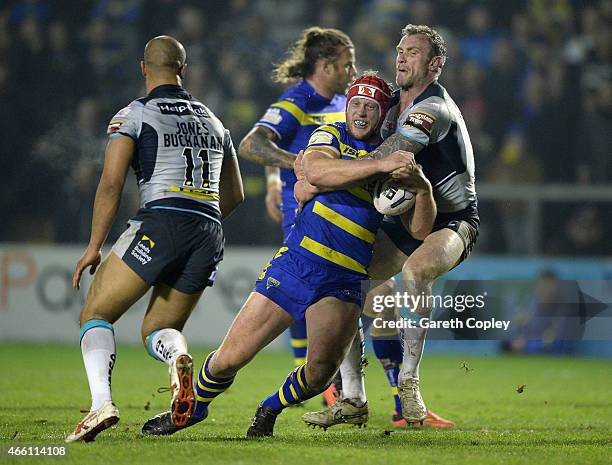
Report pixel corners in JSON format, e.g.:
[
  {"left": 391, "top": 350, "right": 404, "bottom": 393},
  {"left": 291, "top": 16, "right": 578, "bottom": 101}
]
[{"left": 1, "top": 244, "right": 610, "bottom": 356}]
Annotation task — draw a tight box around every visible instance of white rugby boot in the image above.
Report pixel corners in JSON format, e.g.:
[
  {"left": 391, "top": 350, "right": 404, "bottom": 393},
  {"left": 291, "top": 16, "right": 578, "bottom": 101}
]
[
  {"left": 398, "top": 377, "right": 427, "bottom": 424},
  {"left": 65, "top": 400, "right": 119, "bottom": 442},
  {"left": 302, "top": 398, "right": 368, "bottom": 430}
]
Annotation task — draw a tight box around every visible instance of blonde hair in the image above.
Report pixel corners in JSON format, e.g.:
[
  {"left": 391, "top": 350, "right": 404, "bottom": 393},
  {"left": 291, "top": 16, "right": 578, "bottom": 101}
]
[{"left": 273, "top": 27, "right": 353, "bottom": 84}]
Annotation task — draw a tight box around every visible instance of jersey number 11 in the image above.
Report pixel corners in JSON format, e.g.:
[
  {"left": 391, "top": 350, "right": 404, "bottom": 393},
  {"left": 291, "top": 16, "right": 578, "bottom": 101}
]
[{"left": 182, "top": 147, "right": 211, "bottom": 188}]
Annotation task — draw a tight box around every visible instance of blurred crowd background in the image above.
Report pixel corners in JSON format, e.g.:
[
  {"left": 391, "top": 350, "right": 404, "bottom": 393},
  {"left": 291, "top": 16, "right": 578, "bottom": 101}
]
[{"left": 1, "top": 0, "right": 610, "bottom": 255}]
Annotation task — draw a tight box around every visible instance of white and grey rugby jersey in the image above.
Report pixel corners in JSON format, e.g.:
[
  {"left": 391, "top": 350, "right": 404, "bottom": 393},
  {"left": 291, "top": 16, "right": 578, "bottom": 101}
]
[
  {"left": 381, "top": 81, "right": 477, "bottom": 214},
  {"left": 107, "top": 84, "right": 236, "bottom": 223}
]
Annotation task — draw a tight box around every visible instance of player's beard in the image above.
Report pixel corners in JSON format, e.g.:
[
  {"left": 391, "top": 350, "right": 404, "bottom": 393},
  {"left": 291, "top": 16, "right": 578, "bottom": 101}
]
[{"left": 396, "top": 65, "right": 428, "bottom": 91}]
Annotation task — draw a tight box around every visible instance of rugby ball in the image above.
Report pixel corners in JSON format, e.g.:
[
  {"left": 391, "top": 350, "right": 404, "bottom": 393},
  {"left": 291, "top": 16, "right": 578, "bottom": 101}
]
[{"left": 373, "top": 179, "right": 415, "bottom": 216}]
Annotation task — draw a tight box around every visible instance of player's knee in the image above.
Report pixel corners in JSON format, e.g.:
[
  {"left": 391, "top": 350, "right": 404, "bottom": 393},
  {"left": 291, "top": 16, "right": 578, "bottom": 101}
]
[
  {"left": 79, "top": 305, "right": 109, "bottom": 327},
  {"left": 401, "top": 261, "right": 433, "bottom": 288},
  {"left": 364, "top": 279, "right": 396, "bottom": 319},
  {"left": 373, "top": 278, "right": 395, "bottom": 296},
  {"left": 209, "top": 351, "right": 247, "bottom": 379},
  {"left": 141, "top": 320, "right": 162, "bottom": 347},
  {"left": 305, "top": 359, "right": 337, "bottom": 392},
  {"left": 401, "top": 263, "right": 435, "bottom": 317}
]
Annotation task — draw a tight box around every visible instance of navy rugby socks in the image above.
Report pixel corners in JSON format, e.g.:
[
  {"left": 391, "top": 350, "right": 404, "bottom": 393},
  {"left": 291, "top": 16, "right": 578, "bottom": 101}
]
[
  {"left": 261, "top": 364, "right": 314, "bottom": 413},
  {"left": 373, "top": 338, "right": 403, "bottom": 415},
  {"left": 193, "top": 351, "right": 235, "bottom": 419}
]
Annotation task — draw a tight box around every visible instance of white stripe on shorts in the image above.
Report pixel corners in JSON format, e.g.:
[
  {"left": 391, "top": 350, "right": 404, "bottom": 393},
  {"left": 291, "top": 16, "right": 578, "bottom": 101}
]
[{"left": 111, "top": 220, "right": 143, "bottom": 258}]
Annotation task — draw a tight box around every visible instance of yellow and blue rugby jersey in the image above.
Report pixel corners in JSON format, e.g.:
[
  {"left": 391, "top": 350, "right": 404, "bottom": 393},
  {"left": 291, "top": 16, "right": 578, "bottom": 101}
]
[
  {"left": 285, "top": 122, "right": 383, "bottom": 276},
  {"left": 254, "top": 80, "right": 345, "bottom": 213}
]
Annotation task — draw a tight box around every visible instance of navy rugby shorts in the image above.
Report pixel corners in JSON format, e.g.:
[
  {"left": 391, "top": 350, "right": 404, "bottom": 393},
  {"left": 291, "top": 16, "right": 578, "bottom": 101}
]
[
  {"left": 111, "top": 208, "right": 224, "bottom": 294},
  {"left": 381, "top": 208, "right": 479, "bottom": 267},
  {"left": 254, "top": 248, "right": 363, "bottom": 321}
]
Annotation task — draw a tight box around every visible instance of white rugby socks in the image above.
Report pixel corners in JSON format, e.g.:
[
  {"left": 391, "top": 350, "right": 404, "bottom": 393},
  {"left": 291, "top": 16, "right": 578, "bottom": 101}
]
[
  {"left": 399, "top": 326, "right": 427, "bottom": 381},
  {"left": 147, "top": 328, "right": 188, "bottom": 365},
  {"left": 339, "top": 327, "right": 367, "bottom": 404},
  {"left": 80, "top": 321, "right": 116, "bottom": 411}
]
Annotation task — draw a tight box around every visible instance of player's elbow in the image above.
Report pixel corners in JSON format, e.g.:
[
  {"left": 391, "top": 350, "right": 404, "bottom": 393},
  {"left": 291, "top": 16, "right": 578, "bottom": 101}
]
[
  {"left": 410, "top": 227, "right": 431, "bottom": 241},
  {"left": 229, "top": 184, "right": 245, "bottom": 208},
  {"left": 98, "top": 176, "right": 124, "bottom": 199},
  {"left": 400, "top": 213, "right": 433, "bottom": 241},
  {"left": 221, "top": 185, "right": 245, "bottom": 220},
  {"left": 235, "top": 186, "right": 245, "bottom": 205},
  {"left": 238, "top": 131, "right": 261, "bottom": 162},
  {"left": 408, "top": 218, "right": 434, "bottom": 241},
  {"left": 237, "top": 135, "right": 252, "bottom": 160}
]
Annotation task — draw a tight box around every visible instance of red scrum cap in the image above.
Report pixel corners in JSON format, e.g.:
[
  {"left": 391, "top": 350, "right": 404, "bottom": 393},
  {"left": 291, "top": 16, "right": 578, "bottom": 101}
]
[{"left": 346, "top": 74, "right": 393, "bottom": 130}]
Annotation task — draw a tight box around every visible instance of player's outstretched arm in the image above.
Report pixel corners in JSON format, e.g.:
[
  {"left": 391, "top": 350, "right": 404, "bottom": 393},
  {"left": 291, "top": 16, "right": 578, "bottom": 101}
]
[
  {"left": 219, "top": 155, "right": 245, "bottom": 220},
  {"left": 73, "top": 136, "right": 134, "bottom": 289},
  {"left": 238, "top": 126, "right": 296, "bottom": 169},
  {"left": 396, "top": 165, "right": 436, "bottom": 240},
  {"left": 303, "top": 148, "right": 414, "bottom": 189}
]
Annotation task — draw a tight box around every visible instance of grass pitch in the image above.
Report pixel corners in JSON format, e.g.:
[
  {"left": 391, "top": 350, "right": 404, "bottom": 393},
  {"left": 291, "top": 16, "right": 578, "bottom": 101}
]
[{"left": 1, "top": 345, "right": 611, "bottom": 465}]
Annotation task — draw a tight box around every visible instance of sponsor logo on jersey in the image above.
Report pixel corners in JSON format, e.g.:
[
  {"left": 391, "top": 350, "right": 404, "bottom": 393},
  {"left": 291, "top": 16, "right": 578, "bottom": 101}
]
[
  {"left": 341, "top": 146, "right": 359, "bottom": 158},
  {"left": 266, "top": 277, "right": 281, "bottom": 289},
  {"left": 191, "top": 103, "right": 210, "bottom": 117},
  {"left": 107, "top": 121, "right": 123, "bottom": 135},
  {"left": 308, "top": 131, "right": 334, "bottom": 145},
  {"left": 169, "top": 186, "right": 219, "bottom": 200},
  {"left": 261, "top": 108, "right": 283, "bottom": 125},
  {"left": 157, "top": 101, "right": 210, "bottom": 117},
  {"left": 310, "top": 114, "right": 333, "bottom": 125},
  {"left": 107, "top": 107, "right": 133, "bottom": 135},
  {"left": 403, "top": 112, "right": 435, "bottom": 136}
]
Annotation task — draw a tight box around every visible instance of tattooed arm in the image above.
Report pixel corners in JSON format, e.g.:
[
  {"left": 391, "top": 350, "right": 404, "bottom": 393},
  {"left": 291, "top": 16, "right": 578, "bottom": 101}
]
[
  {"left": 364, "top": 133, "right": 425, "bottom": 163},
  {"left": 238, "top": 126, "right": 296, "bottom": 169},
  {"left": 303, "top": 148, "right": 415, "bottom": 189}
]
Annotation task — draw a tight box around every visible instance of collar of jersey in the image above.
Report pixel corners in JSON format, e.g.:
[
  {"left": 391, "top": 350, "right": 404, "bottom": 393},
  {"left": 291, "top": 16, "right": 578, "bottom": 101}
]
[
  {"left": 300, "top": 79, "right": 339, "bottom": 104},
  {"left": 148, "top": 84, "right": 190, "bottom": 100}
]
